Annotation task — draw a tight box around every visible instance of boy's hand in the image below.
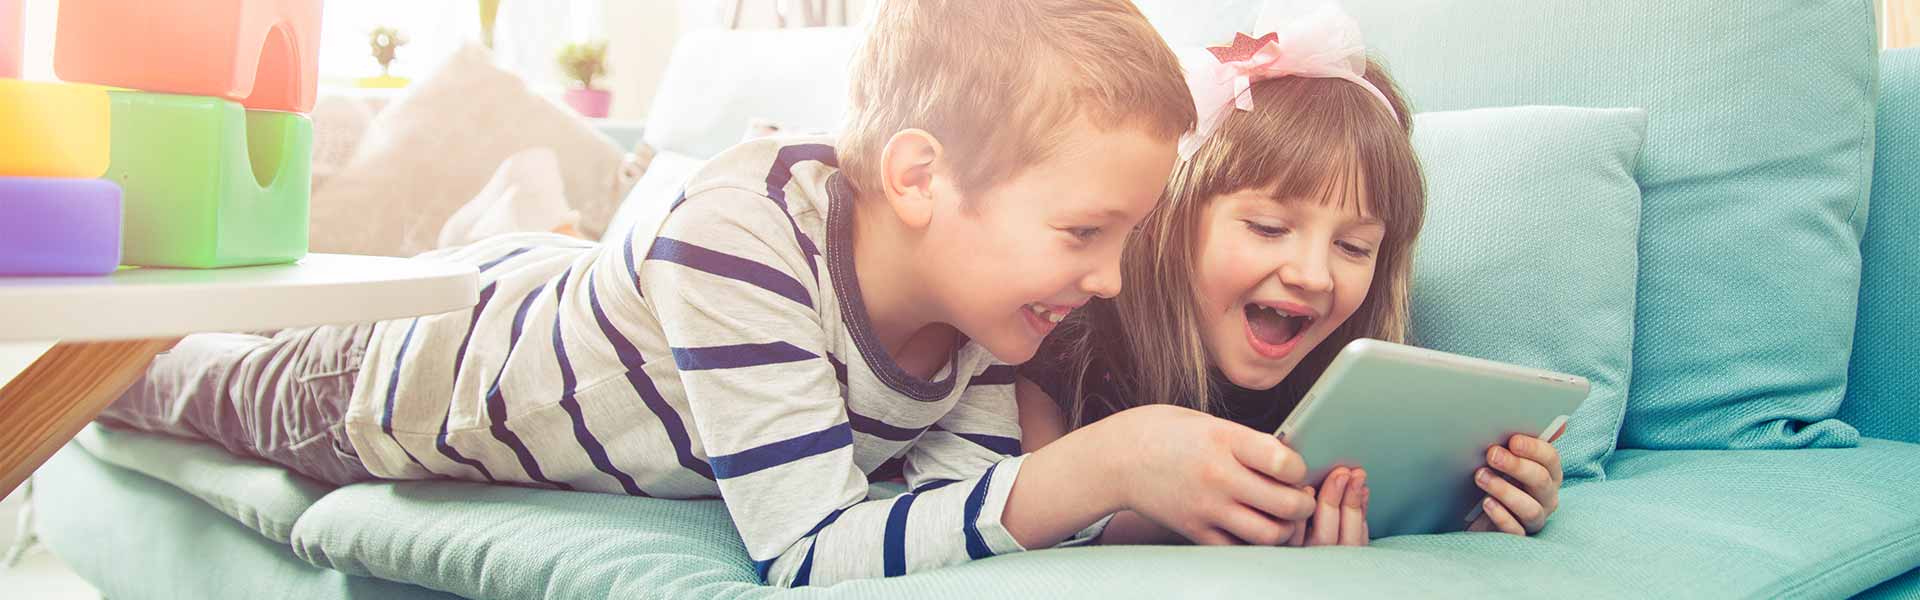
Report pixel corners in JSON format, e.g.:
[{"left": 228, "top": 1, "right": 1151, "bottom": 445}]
[
  {"left": 1287, "top": 466, "right": 1370, "bottom": 546},
  {"left": 1466, "top": 434, "right": 1562, "bottom": 535},
  {"left": 1100, "top": 405, "right": 1316, "bottom": 546}
]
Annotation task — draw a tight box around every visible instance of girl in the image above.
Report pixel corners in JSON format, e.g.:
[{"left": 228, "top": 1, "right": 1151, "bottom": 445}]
[{"left": 1019, "top": 9, "right": 1565, "bottom": 546}]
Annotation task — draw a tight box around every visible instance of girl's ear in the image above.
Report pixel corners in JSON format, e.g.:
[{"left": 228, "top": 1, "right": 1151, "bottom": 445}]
[{"left": 877, "top": 129, "right": 943, "bottom": 230}]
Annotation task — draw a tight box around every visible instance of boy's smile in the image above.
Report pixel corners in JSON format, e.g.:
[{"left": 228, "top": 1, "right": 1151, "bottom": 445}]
[
  {"left": 852, "top": 116, "right": 1178, "bottom": 370},
  {"left": 938, "top": 118, "right": 1177, "bottom": 363}
]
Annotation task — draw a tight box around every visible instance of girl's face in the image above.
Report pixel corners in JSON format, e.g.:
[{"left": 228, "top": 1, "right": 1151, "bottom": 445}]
[{"left": 1191, "top": 182, "right": 1385, "bottom": 390}]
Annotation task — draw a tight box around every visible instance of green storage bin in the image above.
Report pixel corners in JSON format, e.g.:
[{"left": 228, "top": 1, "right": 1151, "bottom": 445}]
[{"left": 105, "top": 91, "right": 310, "bottom": 268}]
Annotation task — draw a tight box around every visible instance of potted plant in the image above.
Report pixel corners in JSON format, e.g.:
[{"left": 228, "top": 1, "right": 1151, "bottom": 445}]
[
  {"left": 358, "top": 26, "right": 410, "bottom": 88},
  {"left": 556, "top": 40, "right": 611, "bottom": 118}
]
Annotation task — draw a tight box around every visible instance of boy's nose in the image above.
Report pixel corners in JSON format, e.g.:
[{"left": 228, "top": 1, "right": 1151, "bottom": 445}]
[{"left": 1083, "top": 261, "right": 1123, "bottom": 299}]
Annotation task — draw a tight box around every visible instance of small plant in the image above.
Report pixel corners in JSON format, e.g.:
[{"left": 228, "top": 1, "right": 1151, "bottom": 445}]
[
  {"left": 369, "top": 26, "right": 409, "bottom": 77},
  {"left": 556, "top": 40, "right": 609, "bottom": 90}
]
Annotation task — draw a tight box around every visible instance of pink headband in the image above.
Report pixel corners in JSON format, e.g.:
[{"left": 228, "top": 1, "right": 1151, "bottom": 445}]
[{"left": 1178, "top": 3, "right": 1397, "bottom": 159}]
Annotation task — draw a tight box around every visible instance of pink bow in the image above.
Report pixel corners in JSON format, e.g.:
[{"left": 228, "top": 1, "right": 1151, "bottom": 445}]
[{"left": 1179, "top": 3, "right": 1397, "bottom": 159}]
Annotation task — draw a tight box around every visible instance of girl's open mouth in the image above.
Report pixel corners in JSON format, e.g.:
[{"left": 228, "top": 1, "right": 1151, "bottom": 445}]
[{"left": 1244, "top": 302, "right": 1312, "bottom": 359}]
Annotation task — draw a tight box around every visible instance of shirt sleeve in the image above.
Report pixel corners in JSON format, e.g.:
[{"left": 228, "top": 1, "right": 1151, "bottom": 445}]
[
  {"left": 639, "top": 188, "right": 1067, "bottom": 587},
  {"left": 900, "top": 364, "right": 1114, "bottom": 557}
]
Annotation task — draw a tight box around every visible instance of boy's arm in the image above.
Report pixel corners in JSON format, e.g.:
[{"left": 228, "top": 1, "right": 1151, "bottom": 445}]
[
  {"left": 1013, "top": 376, "right": 1185, "bottom": 545},
  {"left": 897, "top": 368, "right": 1114, "bottom": 553},
  {"left": 641, "top": 190, "right": 1103, "bottom": 587}
]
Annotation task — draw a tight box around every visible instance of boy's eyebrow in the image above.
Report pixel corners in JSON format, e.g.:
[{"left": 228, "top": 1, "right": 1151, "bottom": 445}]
[{"left": 1076, "top": 208, "right": 1133, "bottom": 221}]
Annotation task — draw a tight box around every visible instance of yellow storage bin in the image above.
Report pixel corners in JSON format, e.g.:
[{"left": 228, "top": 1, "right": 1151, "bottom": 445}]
[{"left": 0, "top": 79, "right": 112, "bottom": 178}]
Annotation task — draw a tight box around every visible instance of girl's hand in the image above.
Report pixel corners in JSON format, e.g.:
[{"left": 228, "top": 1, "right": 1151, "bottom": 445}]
[
  {"left": 1287, "top": 466, "right": 1370, "bottom": 546},
  {"left": 1100, "top": 405, "right": 1317, "bottom": 546},
  {"left": 1466, "top": 434, "right": 1563, "bottom": 535}
]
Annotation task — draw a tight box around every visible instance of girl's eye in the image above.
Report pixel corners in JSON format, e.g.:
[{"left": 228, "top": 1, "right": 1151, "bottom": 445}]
[
  {"left": 1245, "top": 221, "right": 1288, "bottom": 238},
  {"left": 1337, "top": 241, "right": 1376, "bottom": 258}
]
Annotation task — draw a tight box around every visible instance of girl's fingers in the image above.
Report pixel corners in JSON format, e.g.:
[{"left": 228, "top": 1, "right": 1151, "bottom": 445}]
[
  {"left": 1216, "top": 504, "right": 1295, "bottom": 546},
  {"left": 1475, "top": 467, "right": 1548, "bottom": 532},
  {"left": 1509, "top": 435, "right": 1564, "bottom": 485},
  {"left": 1308, "top": 468, "right": 1350, "bottom": 546},
  {"left": 1339, "top": 473, "right": 1368, "bottom": 546},
  {"left": 1479, "top": 497, "right": 1527, "bottom": 536},
  {"left": 1487, "top": 445, "right": 1557, "bottom": 506},
  {"left": 1358, "top": 486, "right": 1370, "bottom": 542}
]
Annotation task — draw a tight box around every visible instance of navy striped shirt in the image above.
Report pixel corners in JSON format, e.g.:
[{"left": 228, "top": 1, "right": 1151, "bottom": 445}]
[{"left": 345, "top": 137, "right": 1105, "bottom": 587}]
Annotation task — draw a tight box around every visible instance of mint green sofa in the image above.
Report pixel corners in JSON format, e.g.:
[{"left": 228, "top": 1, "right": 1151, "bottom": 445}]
[{"left": 30, "top": 2, "right": 1920, "bottom": 598}]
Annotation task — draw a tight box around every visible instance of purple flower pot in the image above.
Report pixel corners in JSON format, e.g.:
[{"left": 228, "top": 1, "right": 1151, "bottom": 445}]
[
  {"left": 0, "top": 177, "right": 123, "bottom": 276},
  {"left": 563, "top": 88, "right": 611, "bottom": 118}
]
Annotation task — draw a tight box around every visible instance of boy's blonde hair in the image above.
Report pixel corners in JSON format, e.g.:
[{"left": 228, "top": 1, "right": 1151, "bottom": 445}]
[
  {"left": 1057, "top": 59, "right": 1427, "bottom": 428},
  {"left": 838, "top": 0, "right": 1196, "bottom": 199}
]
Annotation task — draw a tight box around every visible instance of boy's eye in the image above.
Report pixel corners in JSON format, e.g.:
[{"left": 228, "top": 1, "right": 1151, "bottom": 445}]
[
  {"left": 1067, "top": 227, "right": 1102, "bottom": 241},
  {"left": 1337, "top": 241, "right": 1376, "bottom": 258},
  {"left": 1244, "top": 221, "right": 1288, "bottom": 237}
]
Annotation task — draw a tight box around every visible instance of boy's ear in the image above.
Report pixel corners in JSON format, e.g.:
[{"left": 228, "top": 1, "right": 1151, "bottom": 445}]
[{"left": 879, "top": 129, "right": 943, "bottom": 230}]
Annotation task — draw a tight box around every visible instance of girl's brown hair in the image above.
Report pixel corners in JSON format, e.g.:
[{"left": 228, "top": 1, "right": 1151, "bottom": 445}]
[{"left": 1057, "top": 59, "right": 1426, "bottom": 428}]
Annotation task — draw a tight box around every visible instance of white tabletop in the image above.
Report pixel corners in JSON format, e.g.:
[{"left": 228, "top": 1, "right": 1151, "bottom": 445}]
[{"left": 0, "top": 254, "right": 479, "bottom": 342}]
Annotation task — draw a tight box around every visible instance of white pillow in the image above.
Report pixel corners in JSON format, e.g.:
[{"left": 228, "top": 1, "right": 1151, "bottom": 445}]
[
  {"left": 437, "top": 147, "right": 579, "bottom": 249},
  {"left": 308, "top": 93, "right": 380, "bottom": 191},
  {"left": 1133, "top": 0, "right": 1265, "bottom": 47},
  {"left": 601, "top": 150, "right": 707, "bottom": 244},
  {"left": 642, "top": 28, "right": 859, "bottom": 159},
  {"left": 309, "top": 44, "right": 625, "bottom": 257}
]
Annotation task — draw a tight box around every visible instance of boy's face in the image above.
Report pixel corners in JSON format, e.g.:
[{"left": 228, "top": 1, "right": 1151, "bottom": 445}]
[{"left": 923, "top": 119, "right": 1176, "bottom": 364}]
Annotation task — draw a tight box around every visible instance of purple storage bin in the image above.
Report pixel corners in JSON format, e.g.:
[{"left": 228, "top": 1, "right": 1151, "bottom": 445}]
[{"left": 0, "top": 176, "right": 123, "bottom": 275}]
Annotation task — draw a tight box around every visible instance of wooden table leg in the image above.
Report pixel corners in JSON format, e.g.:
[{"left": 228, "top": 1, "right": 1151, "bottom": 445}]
[{"left": 0, "top": 338, "right": 179, "bottom": 498}]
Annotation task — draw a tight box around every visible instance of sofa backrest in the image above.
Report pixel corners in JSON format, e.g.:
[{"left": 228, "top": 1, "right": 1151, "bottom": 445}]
[
  {"left": 1341, "top": 1, "right": 1877, "bottom": 453},
  {"left": 1843, "top": 48, "right": 1920, "bottom": 444}
]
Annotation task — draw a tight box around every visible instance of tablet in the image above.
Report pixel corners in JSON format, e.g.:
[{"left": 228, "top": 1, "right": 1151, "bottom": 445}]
[{"left": 1273, "top": 338, "right": 1588, "bottom": 538}]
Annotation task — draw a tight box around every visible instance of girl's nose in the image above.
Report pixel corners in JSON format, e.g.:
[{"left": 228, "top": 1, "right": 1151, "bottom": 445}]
[{"left": 1277, "top": 251, "right": 1333, "bottom": 295}]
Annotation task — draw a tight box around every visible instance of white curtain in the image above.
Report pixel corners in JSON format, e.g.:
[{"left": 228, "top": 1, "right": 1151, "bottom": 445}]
[
  {"left": 681, "top": 0, "right": 860, "bottom": 30},
  {"left": 318, "top": 0, "right": 603, "bottom": 89}
]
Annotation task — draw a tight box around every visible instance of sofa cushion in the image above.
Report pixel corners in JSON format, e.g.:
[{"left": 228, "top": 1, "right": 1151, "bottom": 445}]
[
  {"left": 1858, "top": 568, "right": 1920, "bottom": 600},
  {"left": 33, "top": 442, "right": 458, "bottom": 600},
  {"left": 287, "top": 438, "right": 1920, "bottom": 599},
  {"left": 1340, "top": 0, "right": 1873, "bottom": 452},
  {"left": 1844, "top": 48, "right": 1920, "bottom": 444},
  {"left": 72, "top": 423, "right": 331, "bottom": 544},
  {"left": 1409, "top": 106, "right": 1646, "bottom": 480},
  {"left": 642, "top": 28, "right": 859, "bottom": 160}
]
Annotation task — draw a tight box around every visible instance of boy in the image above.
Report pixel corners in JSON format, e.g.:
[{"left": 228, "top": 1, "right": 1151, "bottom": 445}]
[{"left": 106, "top": 0, "right": 1257, "bottom": 586}]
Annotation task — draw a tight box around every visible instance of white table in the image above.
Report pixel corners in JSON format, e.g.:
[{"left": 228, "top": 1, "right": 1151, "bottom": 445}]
[{"left": 0, "top": 254, "right": 478, "bottom": 497}]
